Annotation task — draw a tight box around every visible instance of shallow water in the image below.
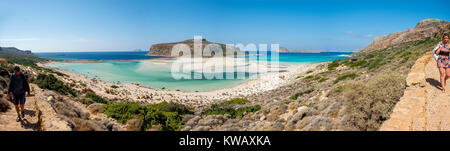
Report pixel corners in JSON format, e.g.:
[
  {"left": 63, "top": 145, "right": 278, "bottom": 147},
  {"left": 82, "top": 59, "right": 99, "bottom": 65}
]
[{"left": 40, "top": 51, "right": 352, "bottom": 91}]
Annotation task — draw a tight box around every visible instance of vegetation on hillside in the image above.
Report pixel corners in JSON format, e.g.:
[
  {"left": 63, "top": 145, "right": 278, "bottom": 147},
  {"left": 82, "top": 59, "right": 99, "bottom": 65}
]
[
  {"left": 318, "top": 37, "right": 438, "bottom": 130},
  {"left": 85, "top": 91, "right": 109, "bottom": 104},
  {"left": 0, "top": 66, "right": 11, "bottom": 112},
  {"left": 203, "top": 98, "right": 261, "bottom": 118},
  {"left": 0, "top": 47, "right": 45, "bottom": 66},
  {"left": 249, "top": 37, "right": 440, "bottom": 131},
  {"left": 36, "top": 73, "right": 77, "bottom": 97},
  {"left": 103, "top": 102, "right": 193, "bottom": 131}
]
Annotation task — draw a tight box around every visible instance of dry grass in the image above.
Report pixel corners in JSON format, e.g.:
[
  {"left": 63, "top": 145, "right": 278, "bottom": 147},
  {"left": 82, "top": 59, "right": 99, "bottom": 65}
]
[
  {"left": 71, "top": 118, "right": 104, "bottom": 131},
  {"left": 343, "top": 72, "right": 406, "bottom": 130}
]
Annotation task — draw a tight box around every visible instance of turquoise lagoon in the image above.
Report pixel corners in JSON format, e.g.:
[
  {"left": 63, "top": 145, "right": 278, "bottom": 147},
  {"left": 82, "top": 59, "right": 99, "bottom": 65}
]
[{"left": 39, "top": 51, "right": 352, "bottom": 91}]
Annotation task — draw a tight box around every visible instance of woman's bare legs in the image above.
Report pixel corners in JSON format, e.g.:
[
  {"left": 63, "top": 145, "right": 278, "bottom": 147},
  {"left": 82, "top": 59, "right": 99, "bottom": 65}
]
[
  {"left": 446, "top": 67, "right": 450, "bottom": 92},
  {"left": 439, "top": 67, "right": 446, "bottom": 93}
]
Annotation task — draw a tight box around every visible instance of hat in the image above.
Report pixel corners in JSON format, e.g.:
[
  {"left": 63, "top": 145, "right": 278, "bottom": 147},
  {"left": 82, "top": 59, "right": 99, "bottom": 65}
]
[{"left": 13, "top": 66, "right": 20, "bottom": 72}]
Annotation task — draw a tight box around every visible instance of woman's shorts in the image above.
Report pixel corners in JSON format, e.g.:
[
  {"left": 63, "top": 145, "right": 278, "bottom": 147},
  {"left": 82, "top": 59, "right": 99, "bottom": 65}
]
[{"left": 12, "top": 94, "right": 26, "bottom": 105}]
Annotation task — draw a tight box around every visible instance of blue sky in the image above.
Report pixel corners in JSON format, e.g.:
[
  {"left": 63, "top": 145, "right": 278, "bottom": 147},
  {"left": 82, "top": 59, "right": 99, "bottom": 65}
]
[{"left": 0, "top": 0, "right": 449, "bottom": 52}]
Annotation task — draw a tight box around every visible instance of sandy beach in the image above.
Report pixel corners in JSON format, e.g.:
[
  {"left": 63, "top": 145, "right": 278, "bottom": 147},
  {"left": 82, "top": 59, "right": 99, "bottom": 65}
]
[{"left": 38, "top": 58, "right": 321, "bottom": 108}]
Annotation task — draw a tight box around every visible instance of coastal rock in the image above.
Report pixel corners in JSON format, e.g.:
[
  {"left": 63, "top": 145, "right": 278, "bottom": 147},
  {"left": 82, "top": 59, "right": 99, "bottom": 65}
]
[
  {"left": 182, "top": 114, "right": 196, "bottom": 123},
  {"left": 186, "top": 116, "right": 201, "bottom": 126},
  {"left": 181, "top": 125, "right": 192, "bottom": 131},
  {"left": 191, "top": 126, "right": 211, "bottom": 131},
  {"left": 259, "top": 115, "right": 266, "bottom": 121},
  {"left": 87, "top": 103, "right": 104, "bottom": 114},
  {"left": 198, "top": 118, "right": 218, "bottom": 126},
  {"left": 104, "top": 121, "right": 123, "bottom": 131},
  {"left": 47, "top": 96, "right": 55, "bottom": 103},
  {"left": 126, "top": 118, "right": 143, "bottom": 131},
  {"left": 197, "top": 115, "right": 227, "bottom": 126}
]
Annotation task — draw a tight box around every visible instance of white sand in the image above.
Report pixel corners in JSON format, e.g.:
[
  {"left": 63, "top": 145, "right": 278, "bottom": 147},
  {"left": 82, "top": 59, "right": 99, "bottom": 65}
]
[{"left": 39, "top": 59, "right": 320, "bottom": 107}]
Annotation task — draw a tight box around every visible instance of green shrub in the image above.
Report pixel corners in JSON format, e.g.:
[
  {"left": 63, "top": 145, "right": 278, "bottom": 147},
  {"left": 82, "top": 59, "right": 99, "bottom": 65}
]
[
  {"left": 349, "top": 60, "right": 368, "bottom": 68},
  {"left": 303, "top": 88, "right": 315, "bottom": 94},
  {"left": 312, "top": 76, "right": 321, "bottom": 81},
  {"left": 368, "top": 57, "right": 385, "bottom": 69},
  {"left": 85, "top": 91, "right": 109, "bottom": 104},
  {"left": 328, "top": 61, "right": 340, "bottom": 71},
  {"left": 364, "top": 53, "right": 376, "bottom": 59},
  {"left": 204, "top": 105, "right": 261, "bottom": 119},
  {"left": 218, "top": 98, "right": 249, "bottom": 106},
  {"left": 36, "top": 74, "right": 77, "bottom": 96},
  {"left": 318, "top": 77, "right": 329, "bottom": 83},
  {"left": 304, "top": 75, "right": 314, "bottom": 80},
  {"left": 144, "top": 108, "right": 182, "bottom": 131},
  {"left": 103, "top": 102, "right": 146, "bottom": 123},
  {"left": 103, "top": 102, "right": 192, "bottom": 131},
  {"left": 290, "top": 93, "right": 301, "bottom": 100},
  {"left": 290, "top": 88, "right": 315, "bottom": 100},
  {"left": 333, "top": 72, "right": 357, "bottom": 84},
  {"left": 149, "top": 101, "right": 193, "bottom": 115}
]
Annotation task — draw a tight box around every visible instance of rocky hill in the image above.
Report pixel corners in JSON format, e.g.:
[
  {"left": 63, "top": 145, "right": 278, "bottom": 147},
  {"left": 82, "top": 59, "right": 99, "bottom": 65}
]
[
  {"left": 362, "top": 19, "right": 450, "bottom": 52},
  {"left": 0, "top": 47, "right": 32, "bottom": 54},
  {"left": 146, "top": 39, "right": 242, "bottom": 57}
]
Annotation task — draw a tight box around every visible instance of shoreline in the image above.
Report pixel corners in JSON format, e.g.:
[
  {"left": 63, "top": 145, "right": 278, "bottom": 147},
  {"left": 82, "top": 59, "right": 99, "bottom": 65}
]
[{"left": 38, "top": 59, "right": 322, "bottom": 108}]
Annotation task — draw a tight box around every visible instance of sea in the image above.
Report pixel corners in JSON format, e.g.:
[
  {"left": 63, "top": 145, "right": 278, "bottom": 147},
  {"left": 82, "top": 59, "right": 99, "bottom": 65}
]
[{"left": 36, "top": 51, "right": 353, "bottom": 91}]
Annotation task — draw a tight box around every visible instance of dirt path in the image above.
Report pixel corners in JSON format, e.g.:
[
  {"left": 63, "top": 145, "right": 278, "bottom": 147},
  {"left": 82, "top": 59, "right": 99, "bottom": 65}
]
[
  {"left": 381, "top": 52, "right": 450, "bottom": 131},
  {"left": 0, "top": 85, "right": 40, "bottom": 131}
]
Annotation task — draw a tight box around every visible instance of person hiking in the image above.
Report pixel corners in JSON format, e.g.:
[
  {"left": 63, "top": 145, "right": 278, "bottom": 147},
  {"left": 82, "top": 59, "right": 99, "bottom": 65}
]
[
  {"left": 7, "top": 66, "right": 31, "bottom": 122},
  {"left": 433, "top": 33, "right": 450, "bottom": 93}
]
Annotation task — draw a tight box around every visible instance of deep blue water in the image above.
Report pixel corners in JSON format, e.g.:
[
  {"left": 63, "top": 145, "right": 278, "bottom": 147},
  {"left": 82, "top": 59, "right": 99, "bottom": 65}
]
[
  {"left": 37, "top": 51, "right": 353, "bottom": 63},
  {"left": 37, "top": 51, "right": 165, "bottom": 60}
]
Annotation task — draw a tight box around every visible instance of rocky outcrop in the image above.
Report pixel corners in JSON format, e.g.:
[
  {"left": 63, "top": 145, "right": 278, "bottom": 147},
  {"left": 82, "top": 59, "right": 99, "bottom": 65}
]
[
  {"left": 146, "top": 39, "right": 242, "bottom": 57},
  {"left": 362, "top": 19, "right": 450, "bottom": 52}
]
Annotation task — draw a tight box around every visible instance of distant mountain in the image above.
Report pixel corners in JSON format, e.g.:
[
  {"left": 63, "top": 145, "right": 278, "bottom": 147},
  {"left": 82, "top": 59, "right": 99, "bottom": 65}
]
[
  {"left": 0, "top": 47, "right": 46, "bottom": 66},
  {"left": 0, "top": 47, "right": 33, "bottom": 55},
  {"left": 362, "top": 19, "right": 450, "bottom": 52},
  {"left": 133, "top": 49, "right": 145, "bottom": 52},
  {"left": 146, "top": 39, "right": 242, "bottom": 57}
]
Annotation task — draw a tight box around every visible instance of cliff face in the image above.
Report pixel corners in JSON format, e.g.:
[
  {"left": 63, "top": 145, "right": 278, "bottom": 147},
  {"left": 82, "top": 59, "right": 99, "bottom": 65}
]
[
  {"left": 146, "top": 39, "right": 242, "bottom": 57},
  {"left": 362, "top": 19, "right": 450, "bottom": 52}
]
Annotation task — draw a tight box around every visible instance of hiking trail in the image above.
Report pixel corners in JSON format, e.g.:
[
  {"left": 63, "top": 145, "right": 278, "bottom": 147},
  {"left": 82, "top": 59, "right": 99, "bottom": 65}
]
[
  {"left": 381, "top": 52, "right": 450, "bottom": 131},
  {"left": 0, "top": 85, "right": 41, "bottom": 131}
]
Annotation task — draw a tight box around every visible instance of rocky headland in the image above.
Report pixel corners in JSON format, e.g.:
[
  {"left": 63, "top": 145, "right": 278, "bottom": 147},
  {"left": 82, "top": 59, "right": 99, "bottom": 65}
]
[{"left": 146, "top": 38, "right": 243, "bottom": 57}]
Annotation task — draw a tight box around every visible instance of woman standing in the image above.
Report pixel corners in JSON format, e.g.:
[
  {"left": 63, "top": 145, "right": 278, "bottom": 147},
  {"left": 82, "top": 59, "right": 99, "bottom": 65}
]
[{"left": 433, "top": 33, "right": 450, "bottom": 93}]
